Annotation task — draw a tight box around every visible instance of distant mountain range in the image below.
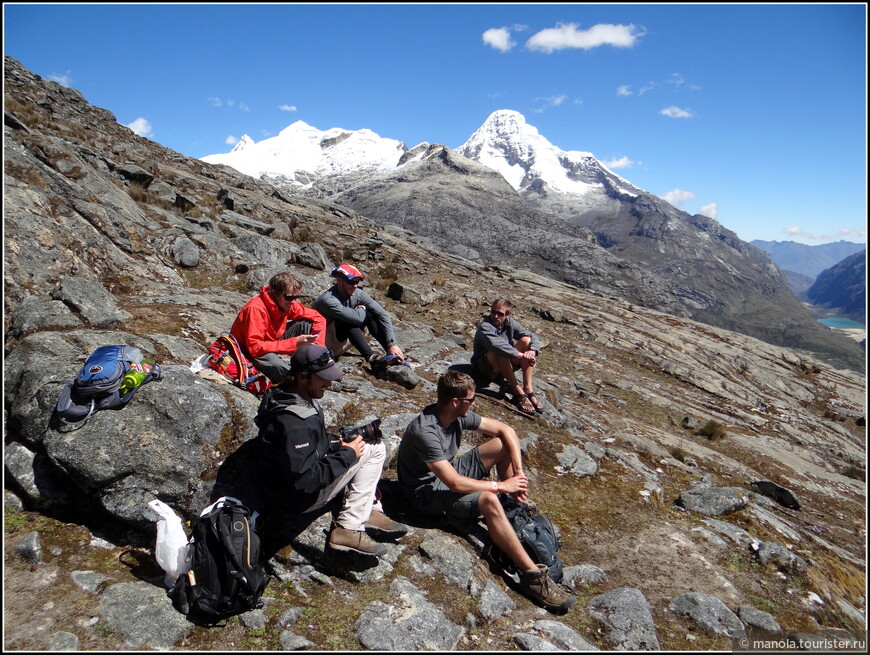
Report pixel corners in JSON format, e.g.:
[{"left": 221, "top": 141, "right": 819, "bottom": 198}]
[
  {"left": 202, "top": 110, "right": 864, "bottom": 370},
  {"left": 751, "top": 240, "right": 866, "bottom": 279}
]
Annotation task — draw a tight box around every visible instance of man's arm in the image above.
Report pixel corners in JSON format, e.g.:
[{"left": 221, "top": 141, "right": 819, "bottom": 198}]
[
  {"left": 509, "top": 318, "right": 541, "bottom": 354},
  {"left": 476, "top": 321, "right": 520, "bottom": 359},
  {"left": 273, "top": 416, "right": 357, "bottom": 495},
  {"left": 313, "top": 289, "right": 367, "bottom": 326},
  {"left": 234, "top": 303, "right": 295, "bottom": 357},
  {"left": 426, "top": 459, "right": 527, "bottom": 497}
]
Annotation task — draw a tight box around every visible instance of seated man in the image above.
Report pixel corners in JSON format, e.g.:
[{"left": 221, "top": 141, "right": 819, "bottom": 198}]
[
  {"left": 231, "top": 272, "right": 326, "bottom": 383},
  {"left": 254, "top": 344, "right": 408, "bottom": 557},
  {"left": 313, "top": 264, "right": 405, "bottom": 371},
  {"left": 396, "top": 370, "right": 575, "bottom": 613},
  {"left": 471, "top": 298, "right": 543, "bottom": 414}
]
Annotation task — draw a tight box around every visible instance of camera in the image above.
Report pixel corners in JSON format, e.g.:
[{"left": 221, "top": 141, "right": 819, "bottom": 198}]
[{"left": 340, "top": 418, "right": 382, "bottom": 444}]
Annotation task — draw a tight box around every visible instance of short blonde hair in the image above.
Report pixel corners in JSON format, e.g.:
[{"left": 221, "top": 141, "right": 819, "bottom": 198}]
[{"left": 437, "top": 371, "right": 475, "bottom": 406}]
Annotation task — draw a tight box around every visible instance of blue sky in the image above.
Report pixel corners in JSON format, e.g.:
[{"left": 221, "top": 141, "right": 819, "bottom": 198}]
[{"left": 4, "top": 3, "right": 867, "bottom": 246}]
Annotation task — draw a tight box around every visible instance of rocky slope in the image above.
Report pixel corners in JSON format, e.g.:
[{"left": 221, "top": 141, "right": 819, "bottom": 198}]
[
  {"left": 3, "top": 55, "right": 867, "bottom": 651},
  {"left": 807, "top": 251, "right": 867, "bottom": 323}
]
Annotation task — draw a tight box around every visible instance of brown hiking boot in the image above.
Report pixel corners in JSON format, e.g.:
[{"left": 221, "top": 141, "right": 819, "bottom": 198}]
[
  {"left": 519, "top": 564, "right": 577, "bottom": 614},
  {"left": 366, "top": 511, "right": 409, "bottom": 538},
  {"left": 328, "top": 525, "right": 388, "bottom": 557}
]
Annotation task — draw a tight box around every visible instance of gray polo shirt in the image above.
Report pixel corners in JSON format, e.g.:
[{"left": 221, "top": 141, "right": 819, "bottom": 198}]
[{"left": 397, "top": 404, "right": 482, "bottom": 495}]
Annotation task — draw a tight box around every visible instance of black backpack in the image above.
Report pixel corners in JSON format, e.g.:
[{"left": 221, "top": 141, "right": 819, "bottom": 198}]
[
  {"left": 169, "top": 497, "right": 269, "bottom": 624},
  {"left": 488, "top": 495, "right": 565, "bottom": 583}
]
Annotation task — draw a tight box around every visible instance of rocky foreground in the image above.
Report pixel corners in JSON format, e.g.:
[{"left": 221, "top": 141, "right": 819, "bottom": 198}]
[{"left": 3, "top": 54, "right": 867, "bottom": 650}]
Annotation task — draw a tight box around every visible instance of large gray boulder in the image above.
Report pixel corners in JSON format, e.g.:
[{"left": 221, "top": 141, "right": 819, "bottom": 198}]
[
  {"left": 4, "top": 329, "right": 260, "bottom": 538},
  {"left": 586, "top": 587, "right": 660, "bottom": 650}
]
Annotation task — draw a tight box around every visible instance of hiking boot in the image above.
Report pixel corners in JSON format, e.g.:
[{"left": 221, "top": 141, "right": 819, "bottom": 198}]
[
  {"left": 366, "top": 511, "right": 409, "bottom": 538},
  {"left": 519, "top": 564, "right": 577, "bottom": 614},
  {"left": 328, "top": 526, "right": 388, "bottom": 557}
]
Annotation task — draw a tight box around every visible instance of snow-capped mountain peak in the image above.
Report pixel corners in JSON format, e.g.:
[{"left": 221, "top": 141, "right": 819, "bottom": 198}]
[
  {"left": 201, "top": 120, "right": 408, "bottom": 184},
  {"left": 230, "top": 134, "right": 255, "bottom": 153},
  {"left": 200, "top": 109, "right": 640, "bottom": 198},
  {"left": 456, "top": 109, "right": 635, "bottom": 197}
]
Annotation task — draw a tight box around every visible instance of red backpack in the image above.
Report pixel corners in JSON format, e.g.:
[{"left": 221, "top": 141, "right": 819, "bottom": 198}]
[{"left": 207, "top": 333, "right": 273, "bottom": 395}]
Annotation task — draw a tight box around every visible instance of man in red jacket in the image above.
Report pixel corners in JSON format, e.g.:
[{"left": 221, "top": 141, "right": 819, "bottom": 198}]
[{"left": 231, "top": 272, "right": 327, "bottom": 383}]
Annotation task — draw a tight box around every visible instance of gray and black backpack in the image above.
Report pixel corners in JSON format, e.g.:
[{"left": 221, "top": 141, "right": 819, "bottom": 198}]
[
  {"left": 54, "top": 345, "right": 161, "bottom": 426},
  {"left": 487, "top": 495, "right": 565, "bottom": 583}
]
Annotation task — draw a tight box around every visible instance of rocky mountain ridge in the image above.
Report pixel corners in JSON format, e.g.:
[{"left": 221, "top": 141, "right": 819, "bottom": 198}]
[{"left": 3, "top": 55, "right": 867, "bottom": 651}]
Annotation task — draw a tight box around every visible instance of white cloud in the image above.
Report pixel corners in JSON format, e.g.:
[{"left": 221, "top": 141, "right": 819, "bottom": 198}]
[
  {"left": 603, "top": 156, "right": 633, "bottom": 169},
  {"left": 698, "top": 202, "right": 718, "bottom": 219},
  {"left": 660, "top": 106, "right": 693, "bottom": 118},
  {"left": 126, "top": 117, "right": 152, "bottom": 137},
  {"left": 661, "top": 189, "right": 695, "bottom": 209},
  {"left": 279, "top": 104, "right": 298, "bottom": 112},
  {"left": 785, "top": 226, "right": 867, "bottom": 242},
  {"left": 225, "top": 135, "right": 238, "bottom": 145},
  {"left": 667, "top": 73, "right": 685, "bottom": 89},
  {"left": 617, "top": 85, "right": 633, "bottom": 97},
  {"left": 210, "top": 96, "right": 251, "bottom": 111},
  {"left": 639, "top": 82, "right": 655, "bottom": 95},
  {"left": 49, "top": 72, "right": 72, "bottom": 87},
  {"left": 483, "top": 27, "right": 516, "bottom": 52},
  {"left": 526, "top": 22, "right": 644, "bottom": 53},
  {"left": 532, "top": 94, "right": 569, "bottom": 113},
  {"left": 838, "top": 227, "right": 867, "bottom": 239}
]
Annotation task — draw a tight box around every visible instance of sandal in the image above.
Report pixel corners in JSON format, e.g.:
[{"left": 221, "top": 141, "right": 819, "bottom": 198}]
[
  {"left": 525, "top": 391, "right": 544, "bottom": 413},
  {"left": 512, "top": 393, "right": 536, "bottom": 414}
]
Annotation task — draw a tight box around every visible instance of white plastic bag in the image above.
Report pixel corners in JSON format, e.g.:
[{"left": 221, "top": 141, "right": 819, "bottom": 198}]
[{"left": 147, "top": 499, "right": 190, "bottom": 588}]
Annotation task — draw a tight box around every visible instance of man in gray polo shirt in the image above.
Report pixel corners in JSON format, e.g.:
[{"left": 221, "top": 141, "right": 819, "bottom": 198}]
[{"left": 397, "top": 370, "right": 575, "bottom": 614}]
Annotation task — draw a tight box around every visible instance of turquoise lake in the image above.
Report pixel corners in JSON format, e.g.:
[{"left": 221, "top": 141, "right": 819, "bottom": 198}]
[{"left": 818, "top": 318, "right": 866, "bottom": 330}]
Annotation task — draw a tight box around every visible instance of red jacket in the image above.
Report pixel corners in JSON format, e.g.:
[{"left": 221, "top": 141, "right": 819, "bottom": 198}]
[{"left": 231, "top": 286, "right": 326, "bottom": 358}]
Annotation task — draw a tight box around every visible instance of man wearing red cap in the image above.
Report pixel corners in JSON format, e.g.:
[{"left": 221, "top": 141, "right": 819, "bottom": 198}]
[
  {"left": 230, "top": 272, "right": 327, "bottom": 383},
  {"left": 254, "top": 344, "right": 407, "bottom": 557},
  {"left": 313, "top": 263, "right": 405, "bottom": 371}
]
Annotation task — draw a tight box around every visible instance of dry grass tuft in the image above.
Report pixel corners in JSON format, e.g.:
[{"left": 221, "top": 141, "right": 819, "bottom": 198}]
[
  {"left": 697, "top": 419, "right": 727, "bottom": 441},
  {"left": 806, "top": 552, "right": 866, "bottom": 607}
]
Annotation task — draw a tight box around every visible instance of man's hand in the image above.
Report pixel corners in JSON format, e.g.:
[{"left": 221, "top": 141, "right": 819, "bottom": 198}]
[
  {"left": 342, "top": 434, "right": 365, "bottom": 459},
  {"left": 296, "top": 334, "right": 318, "bottom": 346},
  {"left": 387, "top": 345, "right": 405, "bottom": 361},
  {"left": 498, "top": 472, "right": 528, "bottom": 496}
]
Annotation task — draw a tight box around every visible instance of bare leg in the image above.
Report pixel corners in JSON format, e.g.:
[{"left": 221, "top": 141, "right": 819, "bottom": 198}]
[
  {"left": 477, "top": 491, "right": 537, "bottom": 571},
  {"left": 486, "top": 350, "right": 524, "bottom": 398},
  {"left": 476, "top": 436, "right": 516, "bottom": 482}
]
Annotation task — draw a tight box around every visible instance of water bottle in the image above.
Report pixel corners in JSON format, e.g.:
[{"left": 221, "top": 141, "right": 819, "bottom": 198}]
[{"left": 119, "top": 369, "right": 147, "bottom": 395}]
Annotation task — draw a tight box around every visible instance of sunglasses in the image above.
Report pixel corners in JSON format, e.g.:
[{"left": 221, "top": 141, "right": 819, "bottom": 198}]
[
  {"left": 284, "top": 294, "right": 301, "bottom": 302},
  {"left": 342, "top": 276, "right": 362, "bottom": 285},
  {"left": 457, "top": 394, "right": 476, "bottom": 404},
  {"left": 491, "top": 310, "right": 508, "bottom": 318},
  {"left": 307, "top": 349, "right": 336, "bottom": 371}
]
